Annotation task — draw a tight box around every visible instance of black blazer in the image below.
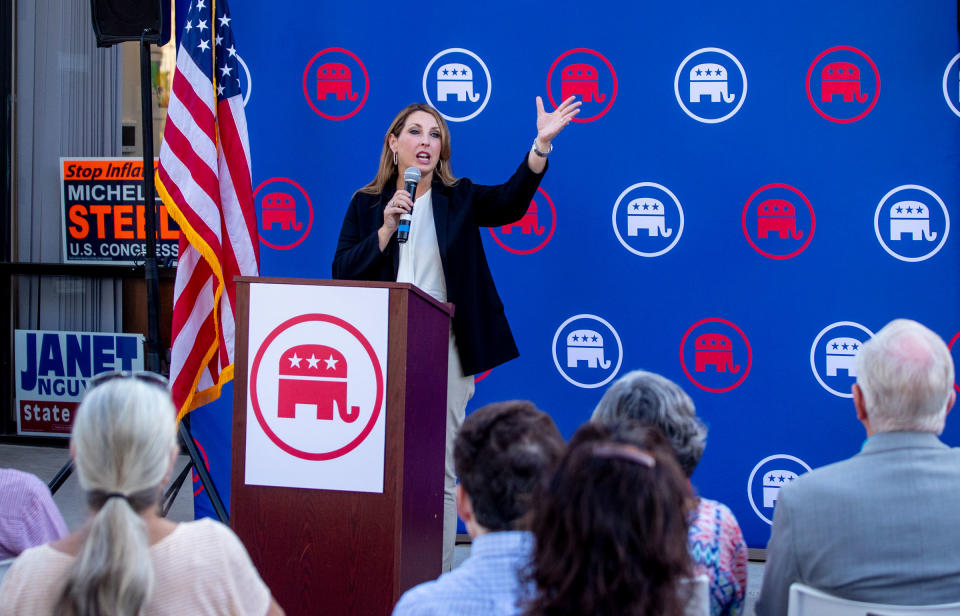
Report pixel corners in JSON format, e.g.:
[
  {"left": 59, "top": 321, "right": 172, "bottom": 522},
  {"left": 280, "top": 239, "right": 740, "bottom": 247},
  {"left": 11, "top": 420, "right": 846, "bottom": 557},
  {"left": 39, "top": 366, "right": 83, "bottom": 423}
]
[{"left": 332, "top": 155, "right": 545, "bottom": 376}]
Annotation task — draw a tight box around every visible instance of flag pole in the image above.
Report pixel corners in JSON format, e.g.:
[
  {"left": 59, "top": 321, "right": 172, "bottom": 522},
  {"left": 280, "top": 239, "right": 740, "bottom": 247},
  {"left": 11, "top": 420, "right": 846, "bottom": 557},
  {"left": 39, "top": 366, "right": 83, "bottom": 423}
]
[{"left": 139, "top": 29, "right": 162, "bottom": 375}]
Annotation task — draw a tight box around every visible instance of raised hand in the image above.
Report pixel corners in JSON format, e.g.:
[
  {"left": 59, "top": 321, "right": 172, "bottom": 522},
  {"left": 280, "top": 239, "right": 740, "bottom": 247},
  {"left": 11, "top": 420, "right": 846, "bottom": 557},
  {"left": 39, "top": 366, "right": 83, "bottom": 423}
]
[{"left": 536, "top": 95, "right": 581, "bottom": 148}]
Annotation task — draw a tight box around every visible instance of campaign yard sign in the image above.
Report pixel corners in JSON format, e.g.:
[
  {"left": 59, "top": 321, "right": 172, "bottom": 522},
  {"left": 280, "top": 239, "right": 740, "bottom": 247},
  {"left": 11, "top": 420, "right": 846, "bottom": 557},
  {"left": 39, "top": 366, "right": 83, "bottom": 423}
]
[
  {"left": 60, "top": 158, "right": 180, "bottom": 265},
  {"left": 15, "top": 330, "right": 145, "bottom": 436}
]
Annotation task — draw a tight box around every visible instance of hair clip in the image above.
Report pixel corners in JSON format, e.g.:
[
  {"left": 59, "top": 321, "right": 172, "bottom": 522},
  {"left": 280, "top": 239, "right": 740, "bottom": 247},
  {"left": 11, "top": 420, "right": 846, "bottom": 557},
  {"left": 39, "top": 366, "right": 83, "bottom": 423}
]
[{"left": 591, "top": 443, "right": 656, "bottom": 468}]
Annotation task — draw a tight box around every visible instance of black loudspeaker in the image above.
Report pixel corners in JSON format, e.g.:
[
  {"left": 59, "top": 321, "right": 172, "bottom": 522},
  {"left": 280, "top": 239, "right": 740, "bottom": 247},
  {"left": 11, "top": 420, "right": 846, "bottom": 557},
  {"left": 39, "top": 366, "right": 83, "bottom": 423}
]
[{"left": 90, "top": 0, "right": 163, "bottom": 47}]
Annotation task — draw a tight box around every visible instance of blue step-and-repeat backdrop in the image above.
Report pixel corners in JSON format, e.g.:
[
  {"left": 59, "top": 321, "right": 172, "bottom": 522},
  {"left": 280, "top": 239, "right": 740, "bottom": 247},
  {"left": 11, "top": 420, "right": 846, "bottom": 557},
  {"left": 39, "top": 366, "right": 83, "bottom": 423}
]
[{"left": 188, "top": 0, "right": 960, "bottom": 548}]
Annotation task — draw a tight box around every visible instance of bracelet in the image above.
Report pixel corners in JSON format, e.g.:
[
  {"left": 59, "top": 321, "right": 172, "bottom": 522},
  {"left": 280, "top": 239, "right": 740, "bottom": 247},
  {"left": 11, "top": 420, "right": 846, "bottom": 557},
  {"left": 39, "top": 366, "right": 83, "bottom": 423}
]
[{"left": 531, "top": 138, "right": 553, "bottom": 157}]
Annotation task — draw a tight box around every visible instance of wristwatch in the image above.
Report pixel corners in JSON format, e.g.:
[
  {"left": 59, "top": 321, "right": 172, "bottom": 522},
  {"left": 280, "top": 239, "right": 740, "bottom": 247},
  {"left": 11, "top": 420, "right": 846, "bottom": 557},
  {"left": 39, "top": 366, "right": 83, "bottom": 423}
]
[{"left": 531, "top": 138, "right": 553, "bottom": 157}]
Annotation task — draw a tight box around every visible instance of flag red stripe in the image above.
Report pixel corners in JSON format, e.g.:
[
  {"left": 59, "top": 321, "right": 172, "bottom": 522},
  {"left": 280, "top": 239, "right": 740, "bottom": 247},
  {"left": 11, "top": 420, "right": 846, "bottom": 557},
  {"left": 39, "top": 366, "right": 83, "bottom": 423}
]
[
  {"left": 170, "top": 69, "right": 217, "bottom": 143},
  {"left": 171, "top": 273, "right": 214, "bottom": 336},
  {"left": 171, "top": 315, "right": 216, "bottom": 400},
  {"left": 218, "top": 99, "right": 258, "bottom": 244},
  {"left": 162, "top": 119, "right": 221, "bottom": 213}
]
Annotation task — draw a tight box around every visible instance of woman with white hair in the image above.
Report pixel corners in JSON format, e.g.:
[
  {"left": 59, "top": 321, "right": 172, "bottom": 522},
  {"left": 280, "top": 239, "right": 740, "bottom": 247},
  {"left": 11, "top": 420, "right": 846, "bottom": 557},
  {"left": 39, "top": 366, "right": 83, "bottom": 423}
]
[
  {"left": 0, "top": 373, "right": 284, "bottom": 616},
  {"left": 592, "top": 369, "right": 748, "bottom": 616}
]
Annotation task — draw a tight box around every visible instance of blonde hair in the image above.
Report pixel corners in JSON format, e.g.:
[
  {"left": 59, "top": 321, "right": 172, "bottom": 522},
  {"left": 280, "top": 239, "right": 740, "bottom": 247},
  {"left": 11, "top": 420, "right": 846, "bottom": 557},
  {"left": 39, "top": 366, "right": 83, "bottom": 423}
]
[
  {"left": 56, "top": 378, "right": 177, "bottom": 616},
  {"left": 358, "top": 103, "right": 457, "bottom": 195}
]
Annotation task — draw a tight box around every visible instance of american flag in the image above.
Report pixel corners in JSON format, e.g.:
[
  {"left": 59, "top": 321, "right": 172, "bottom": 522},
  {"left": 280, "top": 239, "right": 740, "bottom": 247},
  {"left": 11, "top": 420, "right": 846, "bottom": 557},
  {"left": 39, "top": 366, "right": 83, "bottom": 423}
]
[{"left": 156, "top": 0, "right": 259, "bottom": 420}]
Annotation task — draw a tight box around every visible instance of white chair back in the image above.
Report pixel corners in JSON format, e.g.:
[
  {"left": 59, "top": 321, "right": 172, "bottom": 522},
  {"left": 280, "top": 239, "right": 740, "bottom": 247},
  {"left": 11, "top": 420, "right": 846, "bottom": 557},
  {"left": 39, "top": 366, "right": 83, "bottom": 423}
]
[
  {"left": 682, "top": 574, "right": 710, "bottom": 616},
  {"left": 788, "top": 583, "right": 960, "bottom": 616},
  {"left": 0, "top": 557, "right": 15, "bottom": 587}
]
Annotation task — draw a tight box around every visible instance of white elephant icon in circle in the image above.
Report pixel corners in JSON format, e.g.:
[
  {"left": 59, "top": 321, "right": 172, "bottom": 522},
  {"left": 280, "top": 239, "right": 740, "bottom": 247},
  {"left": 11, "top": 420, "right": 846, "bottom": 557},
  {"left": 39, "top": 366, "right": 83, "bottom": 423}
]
[
  {"left": 689, "top": 62, "right": 735, "bottom": 103},
  {"left": 889, "top": 201, "right": 937, "bottom": 241},
  {"left": 566, "top": 329, "right": 611, "bottom": 369},
  {"left": 436, "top": 63, "right": 480, "bottom": 102},
  {"left": 627, "top": 198, "right": 673, "bottom": 238}
]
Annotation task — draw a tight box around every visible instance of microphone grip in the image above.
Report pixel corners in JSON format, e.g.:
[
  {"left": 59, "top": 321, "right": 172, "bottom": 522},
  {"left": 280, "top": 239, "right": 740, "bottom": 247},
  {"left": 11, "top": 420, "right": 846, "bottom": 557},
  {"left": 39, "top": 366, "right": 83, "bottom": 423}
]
[
  {"left": 397, "top": 179, "right": 418, "bottom": 244},
  {"left": 404, "top": 180, "right": 418, "bottom": 204},
  {"left": 397, "top": 212, "right": 411, "bottom": 244}
]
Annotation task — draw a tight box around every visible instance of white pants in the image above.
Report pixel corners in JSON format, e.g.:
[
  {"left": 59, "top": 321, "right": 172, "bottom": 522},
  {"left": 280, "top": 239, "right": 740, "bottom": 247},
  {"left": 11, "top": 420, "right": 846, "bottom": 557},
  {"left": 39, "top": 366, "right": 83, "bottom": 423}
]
[{"left": 443, "top": 331, "right": 475, "bottom": 572}]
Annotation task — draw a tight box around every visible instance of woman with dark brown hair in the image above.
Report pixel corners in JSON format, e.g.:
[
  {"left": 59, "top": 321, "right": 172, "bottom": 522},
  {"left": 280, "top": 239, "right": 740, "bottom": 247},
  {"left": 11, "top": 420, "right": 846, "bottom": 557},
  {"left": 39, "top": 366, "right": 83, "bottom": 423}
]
[
  {"left": 524, "top": 421, "right": 694, "bottom": 616},
  {"left": 332, "top": 98, "right": 579, "bottom": 571}
]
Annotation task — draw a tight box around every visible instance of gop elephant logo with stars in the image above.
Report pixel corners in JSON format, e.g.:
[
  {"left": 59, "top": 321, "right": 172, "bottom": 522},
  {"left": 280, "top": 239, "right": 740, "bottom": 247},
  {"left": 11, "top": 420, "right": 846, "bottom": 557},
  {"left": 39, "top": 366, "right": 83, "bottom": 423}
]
[
  {"left": 674, "top": 47, "right": 747, "bottom": 123},
  {"left": 613, "top": 182, "right": 685, "bottom": 257},
  {"left": 552, "top": 315, "right": 623, "bottom": 389},
  {"left": 824, "top": 337, "right": 862, "bottom": 378},
  {"left": 889, "top": 201, "right": 937, "bottom": 242},
  {"left": 680, "top": 318, "right": 752, "bottom": 393},
  {"left": 748, "top": 455, "right": 812, "bottom": 525},
  {"left": 627, "top": 198, "right": 673, "bottom": 238},
  {"left": 423, "top": 48, "right": 491, "bottom": 122},
  {"left": 806, "top": 46, "right": 879, "bottom": 123},
  {"left": 742, "top": 183, "right": 816, "bottom": 260},
  {"left": 874, "top": 185, "right": 950, "bottom": 263},
  {"left": 547, "top": 48, "right": 617, "bottom": 123},
  {"left": 566, "top": 330, "right": 611, "bottom": 369},
  {"left": 689, "top": 63, "right": 735, "bottom": 103},
  {"left": 489, "top": 187, "right": 558, "bottom": 255},
  {"left": 436, "top": 63, "right": 480, "bottom": 102},
  {"left": 810, "top": 321, "right": 874, "bottom": 398},
  {"left": 277, "top": 344, "right": 359, "bottom": 423},
  {"left": 301, "top": 48, "right": 369, "bottom": 121}
]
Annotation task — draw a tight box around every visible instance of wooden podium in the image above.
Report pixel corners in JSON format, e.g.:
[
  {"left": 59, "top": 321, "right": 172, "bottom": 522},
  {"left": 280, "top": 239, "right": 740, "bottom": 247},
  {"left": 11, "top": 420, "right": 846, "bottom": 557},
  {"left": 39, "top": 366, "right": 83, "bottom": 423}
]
[{"left": 231, "top": 278, "right": 452, "bottom": 616}]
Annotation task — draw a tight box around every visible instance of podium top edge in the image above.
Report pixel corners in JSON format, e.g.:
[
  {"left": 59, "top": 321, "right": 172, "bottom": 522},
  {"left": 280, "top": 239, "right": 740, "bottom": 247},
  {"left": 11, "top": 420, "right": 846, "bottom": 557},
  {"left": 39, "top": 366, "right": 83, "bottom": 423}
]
[{"left": 235, "top": 276, "right": 454, "bottom": 317}]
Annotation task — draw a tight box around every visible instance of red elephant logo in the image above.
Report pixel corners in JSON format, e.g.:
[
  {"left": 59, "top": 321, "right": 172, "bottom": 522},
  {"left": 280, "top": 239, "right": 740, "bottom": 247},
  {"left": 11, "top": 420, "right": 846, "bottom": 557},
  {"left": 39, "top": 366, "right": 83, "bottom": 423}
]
[
  {"left": 694, "top": 333, "right": 740, "bottom": 373},
  {"left": 261, "top": 192, "right": 303, "bottom": 232},
  {"left": 502, "top": 201, "right": 544, "bottom": 235},
  {"left": 277, "top": 344, "right": 359, "bottom": 422},
  {"left": 561, "top": 63, "right": 606, "bottom": 103},
  {"left": 757, "top": 199, "right": 803, "bottom": 240},
  {"left": 821, "top": 61, "right": 868, "bottom": 103},
  {"left": 316, "top": 62, "right": 359, "bottom": 101}
]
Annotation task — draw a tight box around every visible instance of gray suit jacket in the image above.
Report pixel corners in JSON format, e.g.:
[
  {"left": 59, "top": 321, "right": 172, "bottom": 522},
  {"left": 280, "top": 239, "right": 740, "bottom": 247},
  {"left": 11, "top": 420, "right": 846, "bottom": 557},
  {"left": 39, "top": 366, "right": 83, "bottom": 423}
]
[{"left": 755, "top": 431, "right": 960, "bottom": 616}]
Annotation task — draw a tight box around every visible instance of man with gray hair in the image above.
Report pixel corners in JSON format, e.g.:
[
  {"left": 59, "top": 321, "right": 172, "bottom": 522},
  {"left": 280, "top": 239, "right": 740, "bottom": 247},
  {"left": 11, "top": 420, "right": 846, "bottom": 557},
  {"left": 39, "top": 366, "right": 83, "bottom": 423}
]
[
  {"left": 757, "top": 319, "right": 960, "bottom": 615},
  {"left": 592, "top": 370, "right": 747, "bottom": 616}
]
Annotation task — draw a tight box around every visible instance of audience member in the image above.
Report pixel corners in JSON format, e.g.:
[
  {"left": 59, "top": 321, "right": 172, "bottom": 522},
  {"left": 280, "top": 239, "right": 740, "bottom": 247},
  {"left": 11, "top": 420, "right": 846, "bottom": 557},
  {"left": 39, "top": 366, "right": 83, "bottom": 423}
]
[
  {"left": 756, "top": 319, "right": 960, "bottom": 614},
  {"left": 0, "top": 468, "right": 67, "bottom": 559},
  {"left": 393, "top": 400, "right": 564, "bottom": 615},
  {"left": 524, "top": 421, "right": 694, "bottom": 616},
  {"left": 592, "top": 370, "right": 747, "bottom": 616},
  {"left": 0, "top": 373, "right": 283, "bottom": 615}
]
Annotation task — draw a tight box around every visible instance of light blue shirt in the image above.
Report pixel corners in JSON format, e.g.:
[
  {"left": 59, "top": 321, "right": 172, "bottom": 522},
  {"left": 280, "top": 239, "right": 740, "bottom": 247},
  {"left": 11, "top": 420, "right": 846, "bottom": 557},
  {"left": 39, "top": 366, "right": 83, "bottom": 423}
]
[{"left": 392, "top": 531, "right": 533, "bottom": 616}]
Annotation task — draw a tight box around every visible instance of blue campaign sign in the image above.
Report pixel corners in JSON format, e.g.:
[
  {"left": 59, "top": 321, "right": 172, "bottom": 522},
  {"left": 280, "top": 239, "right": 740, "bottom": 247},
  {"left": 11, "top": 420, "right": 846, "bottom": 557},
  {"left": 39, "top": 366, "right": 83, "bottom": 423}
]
[{"left": 191, "top": 0, "right": 960, "bottom": 547}]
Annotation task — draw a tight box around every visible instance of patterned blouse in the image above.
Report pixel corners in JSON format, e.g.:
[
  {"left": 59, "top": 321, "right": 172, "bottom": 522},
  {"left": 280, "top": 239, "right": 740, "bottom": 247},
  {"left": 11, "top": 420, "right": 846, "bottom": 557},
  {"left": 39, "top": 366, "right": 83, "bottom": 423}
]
[{"left": 688, "top": 497, "right": 748, "bottom": 616}]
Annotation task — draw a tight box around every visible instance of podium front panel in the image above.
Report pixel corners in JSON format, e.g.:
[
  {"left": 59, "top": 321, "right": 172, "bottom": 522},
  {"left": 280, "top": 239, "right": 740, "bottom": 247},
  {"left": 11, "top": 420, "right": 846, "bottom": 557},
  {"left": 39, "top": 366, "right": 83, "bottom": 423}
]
[{"left": 231, "top": 278, "right": 450, "bottom": 616}]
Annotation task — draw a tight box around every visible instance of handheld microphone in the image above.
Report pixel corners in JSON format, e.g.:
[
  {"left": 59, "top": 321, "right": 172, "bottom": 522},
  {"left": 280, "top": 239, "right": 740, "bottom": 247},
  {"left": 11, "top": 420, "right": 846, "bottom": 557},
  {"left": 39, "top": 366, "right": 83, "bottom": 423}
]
[{"left": 397, "top": 167, "right": 421, "bottom": 244}]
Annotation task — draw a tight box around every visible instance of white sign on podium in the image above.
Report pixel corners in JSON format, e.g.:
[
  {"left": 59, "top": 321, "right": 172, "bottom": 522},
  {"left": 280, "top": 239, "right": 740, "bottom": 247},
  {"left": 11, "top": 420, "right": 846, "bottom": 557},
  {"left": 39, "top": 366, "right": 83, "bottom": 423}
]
[{"left": 244, "top": 282, "right": 388, "bottom": 493}]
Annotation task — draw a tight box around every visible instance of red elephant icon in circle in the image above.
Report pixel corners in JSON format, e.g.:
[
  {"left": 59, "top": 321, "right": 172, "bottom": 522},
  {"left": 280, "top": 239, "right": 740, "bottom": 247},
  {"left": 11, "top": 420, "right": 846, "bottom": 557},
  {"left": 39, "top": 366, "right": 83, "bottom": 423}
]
[{"left": 277, "top": 344, "right": 359, "bottom": 422}]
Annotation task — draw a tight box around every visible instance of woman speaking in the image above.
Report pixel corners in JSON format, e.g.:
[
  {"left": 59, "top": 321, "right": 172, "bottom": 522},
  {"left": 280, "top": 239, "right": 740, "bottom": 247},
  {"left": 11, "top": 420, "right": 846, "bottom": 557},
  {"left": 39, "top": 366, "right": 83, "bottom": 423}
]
[{"left": 332, "top": 96, "right": 579, "bottom": 570}]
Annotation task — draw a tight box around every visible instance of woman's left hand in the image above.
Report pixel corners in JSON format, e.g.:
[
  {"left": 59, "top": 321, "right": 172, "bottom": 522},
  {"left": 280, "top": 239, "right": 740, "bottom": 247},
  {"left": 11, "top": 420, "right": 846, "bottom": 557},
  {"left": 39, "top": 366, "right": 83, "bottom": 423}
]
[{"left": 535, "top": 95, "right": 581, "bottom": 148}]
